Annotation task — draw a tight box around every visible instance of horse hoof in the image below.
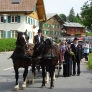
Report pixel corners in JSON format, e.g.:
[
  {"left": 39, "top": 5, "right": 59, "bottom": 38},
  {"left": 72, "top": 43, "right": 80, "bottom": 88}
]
[
  {"left": 14, "top": 85, "right": 19, "bottom": 91},
  {"left": 50, "top": 85, "right": 54, "bottom": 89},
  {"left": 21, "top": 85, "right": 26, "bottom": 90},
  {"left": 41, "top": 84, "right": 46, "bottom": 88}
]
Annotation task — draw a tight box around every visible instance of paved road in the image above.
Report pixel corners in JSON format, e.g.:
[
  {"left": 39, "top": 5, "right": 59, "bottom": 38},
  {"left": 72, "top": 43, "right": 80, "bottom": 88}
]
[{"left": 0, "top": 52, "right": 92, "bottom": 92}]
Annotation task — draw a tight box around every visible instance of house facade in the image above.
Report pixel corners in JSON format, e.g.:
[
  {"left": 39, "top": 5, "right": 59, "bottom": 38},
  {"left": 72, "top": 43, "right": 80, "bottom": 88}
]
[
  {"left": 0, "top": 0, "right": 46, "bottom": 43},
  {"left": 62, "top": 22, "right": 86, "bottom": 36},
  {"left": 41, "top": 14, "right": 64, "bottom": 40}
]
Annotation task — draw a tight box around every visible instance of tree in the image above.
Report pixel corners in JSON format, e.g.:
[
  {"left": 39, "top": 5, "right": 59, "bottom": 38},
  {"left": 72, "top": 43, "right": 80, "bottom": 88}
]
[
  {"left": 81, "top": 0, "right": 92, "bottom": 30},
  {"left": 76, "top": 13, "right": 80, "bottom": 19},
  {"left": 59, "top": 14, "right": 66, "bottom": 21},
  {"left": 68, "top": 7, "right": 76, "bottom": 22}
]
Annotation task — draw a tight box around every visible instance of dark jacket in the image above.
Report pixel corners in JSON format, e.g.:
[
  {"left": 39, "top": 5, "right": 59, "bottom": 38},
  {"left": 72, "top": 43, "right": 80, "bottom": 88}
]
[
  {"left": 33, "top": 35, "right": 44, "bottom": 44},
  {"left": 71, "top": 44, "right": 83, "bottom": 61},
  {"left": 64, "top": 47, "right": 72, "bottom": 63}
]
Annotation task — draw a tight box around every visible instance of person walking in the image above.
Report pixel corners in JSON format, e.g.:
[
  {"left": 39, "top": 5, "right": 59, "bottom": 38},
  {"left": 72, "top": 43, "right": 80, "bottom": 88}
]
[
  {"left": 59, "top": 40, "right": 66, "bottom": 62},
  {"left": 83, "top": 41, "right": 89, "bottom": 62},
  {"left": 71, "top": 37, "right": 83, "bottom": 76},
  {"left": 63, "top": 41, "right": 73, "bottom": 77}
]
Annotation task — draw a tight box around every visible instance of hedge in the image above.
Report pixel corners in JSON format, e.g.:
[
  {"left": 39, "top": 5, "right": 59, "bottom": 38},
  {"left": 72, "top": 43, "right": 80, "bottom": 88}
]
[
  {"left": 88, "top": 53, "right": 92, "bottom": 69},
  {"left": 0, "top": 38, "right": 16, "bottom": 52}
]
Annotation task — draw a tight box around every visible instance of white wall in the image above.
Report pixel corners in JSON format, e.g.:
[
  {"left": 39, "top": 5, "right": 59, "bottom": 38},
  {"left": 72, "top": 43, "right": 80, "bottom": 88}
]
[
  {"left": 0, "top": 14, "right": 25, "bottom": 32},
  {"left": 0, "top": 14, "right": 39, "bottom": 43}
]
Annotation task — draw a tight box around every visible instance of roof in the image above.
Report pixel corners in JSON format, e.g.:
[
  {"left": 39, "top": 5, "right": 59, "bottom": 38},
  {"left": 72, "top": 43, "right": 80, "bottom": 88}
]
[
  {"left": 46, "top": 13, "right": 57, "bottom": 20},
  {"left": 63, "top": 22, "right": 84, "bottom": 28},
  {"left": 0, "top": 0, "right": 37, "bottom": 13},
  {"left": 46, "top": 13, "right": 64, "bottom": 24}
]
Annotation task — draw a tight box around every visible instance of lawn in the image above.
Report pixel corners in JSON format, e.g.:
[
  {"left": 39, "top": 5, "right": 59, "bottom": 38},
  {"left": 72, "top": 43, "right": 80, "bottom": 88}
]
[{"left": 88, "top": 53, "right": 92, "bottom": 69}]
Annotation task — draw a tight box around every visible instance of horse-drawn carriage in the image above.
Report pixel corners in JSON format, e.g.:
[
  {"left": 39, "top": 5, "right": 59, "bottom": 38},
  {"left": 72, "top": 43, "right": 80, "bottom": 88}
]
[{"left": 10, "top": 30, "right": 62, "bottom": 91}]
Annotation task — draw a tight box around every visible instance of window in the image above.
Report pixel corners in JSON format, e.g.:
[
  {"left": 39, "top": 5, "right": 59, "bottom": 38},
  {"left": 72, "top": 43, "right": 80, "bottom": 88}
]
[
  {"left": 44, "top": 23, "right": 47, "bottom": 27},
  {"left": 12, "top": 0, "right": 20, "bottom": 4},
  {"left": 0, "top": 30, "right": 4, "bottom": 38},
  {"left": 48, "top": 24, "right": 50, "bottom": 27},
  {"left": 43, "top": 31, "right": 46, "bottom": 34},
  {"left": 0, "top": 16, "right": 4, "bottom": 23},
  {"left": 11, "top": 16, "right": 18, "bottom": 22},
  {"left": 11, "top": 30, "right": 17, "bottom": 38}
]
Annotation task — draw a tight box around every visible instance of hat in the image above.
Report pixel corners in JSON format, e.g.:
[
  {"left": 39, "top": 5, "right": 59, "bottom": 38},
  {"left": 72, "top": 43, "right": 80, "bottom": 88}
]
[
  {"left": 67, "top": 40, "right": 71, "bottom": 44},
  {"left": 74, "top": 37, "right": 78, "bottom": 41},
  {"left": 38, "top": 29, "right": 42, "bottom": 33}
]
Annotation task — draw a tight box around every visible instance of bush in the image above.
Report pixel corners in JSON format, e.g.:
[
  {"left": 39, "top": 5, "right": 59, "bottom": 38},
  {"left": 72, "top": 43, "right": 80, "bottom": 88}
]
[
  {"left": 88, "top": 53, "right": 92, "bottom": 69},
  {"left": 0, "top": 38, "right": 16, "bottom": 52}
]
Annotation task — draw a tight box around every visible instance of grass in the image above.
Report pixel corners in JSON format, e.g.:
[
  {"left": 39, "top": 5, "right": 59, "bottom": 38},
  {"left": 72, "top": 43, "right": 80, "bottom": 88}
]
[
  {"left": 88, "top": 53, "right": 92, "bottom": 69},
  {"left": 0, "top": 38, "right": 16, "bottom": 52}
]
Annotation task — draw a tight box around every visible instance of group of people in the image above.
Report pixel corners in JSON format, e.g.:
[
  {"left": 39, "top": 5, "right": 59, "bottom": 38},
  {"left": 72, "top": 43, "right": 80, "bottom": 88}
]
[
  {"left": 59, "top": 38, "right": 89, "bottom": 77},
  {"left": 33, "top": 29, "right": 89, "bottom": 77}
]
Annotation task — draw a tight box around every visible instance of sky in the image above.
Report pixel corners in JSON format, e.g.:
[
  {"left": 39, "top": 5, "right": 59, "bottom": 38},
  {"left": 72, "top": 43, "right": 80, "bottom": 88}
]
[{"left": 43, "top": 0, "right": 88, "bottom": 16}]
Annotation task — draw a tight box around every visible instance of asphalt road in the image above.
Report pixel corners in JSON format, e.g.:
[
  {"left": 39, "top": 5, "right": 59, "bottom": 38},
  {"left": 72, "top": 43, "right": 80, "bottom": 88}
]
[{"left": 0, "top": 52, "right": 92, "bottom": 92}]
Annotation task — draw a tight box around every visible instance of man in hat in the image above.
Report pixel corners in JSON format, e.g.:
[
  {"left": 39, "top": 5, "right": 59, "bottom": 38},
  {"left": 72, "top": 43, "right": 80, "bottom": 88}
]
[
  {"left": 71, "top": 37, "right": 83, "bottom": 76},
  {"left": 33, "top": 29, "right": 44, "bottom": 44},
  {"left": 33, "top": 29, "right": 44, "bottom": 72}
]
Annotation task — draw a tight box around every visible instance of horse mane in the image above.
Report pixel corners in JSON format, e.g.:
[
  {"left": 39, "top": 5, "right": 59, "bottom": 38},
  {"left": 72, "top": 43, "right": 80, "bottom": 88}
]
[{"left": 45, "top": 39, "right": 53, "bottom": 47}]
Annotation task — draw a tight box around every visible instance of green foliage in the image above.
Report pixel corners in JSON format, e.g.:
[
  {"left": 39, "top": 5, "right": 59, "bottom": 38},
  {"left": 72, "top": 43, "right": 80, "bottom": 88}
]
[
  {"left": 59, "top": 14, "right": 66, "bottom": 21},
  {"left": 88, "top": 53, "right": 92, "bottom": 69},
  {"left": 86, "top": 32, "right": 92, "bottom": 36},
  {"left": 0, "top": 38, "right": 16, "bottom": 52},
  {"left": 81, "top": 0, "right": 92, "bottom": 30},
  {"left": 68, "top": 7, "right": 76, "bottom": 22},
  {"left": 67, "top": 8, "right": 83, "bottom": 24}
]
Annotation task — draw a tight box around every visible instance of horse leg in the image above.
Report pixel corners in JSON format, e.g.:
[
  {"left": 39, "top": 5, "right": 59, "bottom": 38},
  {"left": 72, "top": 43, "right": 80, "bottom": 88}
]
[
  {"left": 21, "top": 67, "right": 28, "bottom": 90},
  {"left": 31, "top": 62, "right": 36, "bottom": 84},
  {"left": 14, "top": 68, "right": 19, "bottom": 91},
  {"left": 53, "top": 72, "right": 56, "bottom": 81},
  {"left": 41, "top": 65, "right": 46, "bottom": 88},
  {"left": 46, "top": 66, "right": 49, "bottom": 83},
  {"left": 50, "top": 66, "right": 55, "bottom": 89}
]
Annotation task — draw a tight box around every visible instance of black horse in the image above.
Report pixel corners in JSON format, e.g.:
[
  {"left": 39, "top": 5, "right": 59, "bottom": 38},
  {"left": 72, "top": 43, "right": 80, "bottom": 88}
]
[
  {"left": 33, "top": 39, "right": 60, "bottom": 89},
  {"left": 10, "top": 31, "right": 33, "bottom": 91}
]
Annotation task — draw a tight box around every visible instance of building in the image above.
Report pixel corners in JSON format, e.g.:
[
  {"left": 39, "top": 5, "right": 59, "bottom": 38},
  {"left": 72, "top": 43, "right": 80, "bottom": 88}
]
[
  {"left": 41, "top": 13, "right": 64, "bottom": 40},
  {"left": 0, "top": 0, "right": 46, "bottom": 43},
  {"left": 62, "top": 22, "right": 86, "bottom": 36}
]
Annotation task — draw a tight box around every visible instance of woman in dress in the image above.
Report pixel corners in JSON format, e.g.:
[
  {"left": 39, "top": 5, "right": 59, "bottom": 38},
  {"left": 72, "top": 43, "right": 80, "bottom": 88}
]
[{"left": 63, "top": 41, "right": 74, "bottom": 77}]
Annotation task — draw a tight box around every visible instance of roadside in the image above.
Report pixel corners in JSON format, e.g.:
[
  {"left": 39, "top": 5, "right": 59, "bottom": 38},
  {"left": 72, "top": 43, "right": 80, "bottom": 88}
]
[{"left": 0, "top": 51, "right": 13, "bottom": 54}]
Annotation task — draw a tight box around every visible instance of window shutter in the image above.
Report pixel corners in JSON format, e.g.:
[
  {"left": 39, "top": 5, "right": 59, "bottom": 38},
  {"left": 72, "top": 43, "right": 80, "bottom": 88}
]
[
  {"left": 8, "top": 16, "right": 11, "bottom": 23},
  {"left": 28, "top": 17, "right": 30, "bottom": 24},
  {"left": 8, "top": 31, "right": 11, "bottom": 38},
  {"left": 44, "top": 23, "right": 46, "bottom": 27},
  {"left": 46, "top": 31, "right": 48, "bottom": 34},
  {"left": 3, "top": 31, "right": 6, "bottom": 38},
  {"left": 26, "top": 16, "right": 27, "bottom": 23},
  {"left": 17, "top": 16, "right": 20, "bottom": 23},
  {"left": 28, "top": 32, "right": 30, "bottom": 38},
  {"left": 34, "top": 6, "right": 36, "bottom": 12},
  {"left": 31, "top": 18, "right": 32, "bottom": 24}
]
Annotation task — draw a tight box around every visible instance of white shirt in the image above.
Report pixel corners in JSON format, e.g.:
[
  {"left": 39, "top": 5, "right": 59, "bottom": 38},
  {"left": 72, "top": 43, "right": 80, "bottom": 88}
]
[
  {"left": 83, "top": 44, "right": 89, "bottom": 53},
  {"left": 74, "top": 44, "right": 78, "bottom": 47},
  {"left": 38, "top": 36, "right": 41, "bottom": 42}
]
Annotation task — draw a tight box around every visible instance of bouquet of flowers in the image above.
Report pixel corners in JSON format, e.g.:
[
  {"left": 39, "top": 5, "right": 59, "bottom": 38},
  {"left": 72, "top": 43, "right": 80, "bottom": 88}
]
[{"left": 70, "top": 49, "right": 76, "bottom": 60}]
